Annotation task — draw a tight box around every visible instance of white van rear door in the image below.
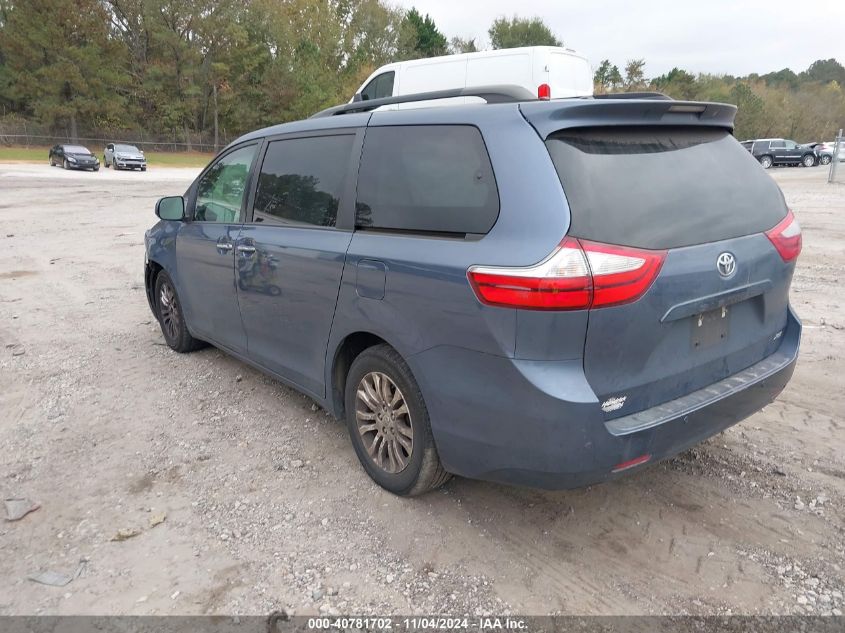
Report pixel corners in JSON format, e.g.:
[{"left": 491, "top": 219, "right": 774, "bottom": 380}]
[{"left": 546, "top": 51, "right": 593, "bottom": 98}]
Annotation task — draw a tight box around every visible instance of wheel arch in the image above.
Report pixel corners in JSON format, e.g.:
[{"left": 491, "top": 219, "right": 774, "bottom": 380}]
[{"left": 329, "top": 331, "right": 399, "bottom": 418}]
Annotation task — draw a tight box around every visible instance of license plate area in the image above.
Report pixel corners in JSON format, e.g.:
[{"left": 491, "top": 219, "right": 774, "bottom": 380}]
[{"left": 691, "top": 306, "right": 730, "bottom": 350}]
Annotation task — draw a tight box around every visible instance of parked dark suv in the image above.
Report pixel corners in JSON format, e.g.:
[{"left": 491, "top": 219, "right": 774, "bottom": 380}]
[
  {"left": 750, "top": 138, "right": 817, "bottom": 168},
  {"left": 144, "top": 88, "right": 801, "bottom": 496}
]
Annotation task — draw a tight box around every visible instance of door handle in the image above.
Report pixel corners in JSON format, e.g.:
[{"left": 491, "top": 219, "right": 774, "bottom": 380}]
[
  {"left": 237, "top": 245, "right": 256, "bottom": 254},
  {"left": 216, "top": 242, "right": 233, "bottom": 252}
]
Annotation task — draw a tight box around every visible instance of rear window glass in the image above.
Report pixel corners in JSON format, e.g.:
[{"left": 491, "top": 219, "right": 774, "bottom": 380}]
[
  {"left": 545, "top": 127, "right": 787, "bottom": 249},
  {"left": 254, "top": 135, "right": 354, "bottom": 227},
  {"left": 356, "top": 125, "right": 499, "bottom": 235}
]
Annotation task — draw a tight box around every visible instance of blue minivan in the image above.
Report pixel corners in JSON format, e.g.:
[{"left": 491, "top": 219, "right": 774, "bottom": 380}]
[{"left": 145, "top": 88, "right": 801, "bottom": 496}]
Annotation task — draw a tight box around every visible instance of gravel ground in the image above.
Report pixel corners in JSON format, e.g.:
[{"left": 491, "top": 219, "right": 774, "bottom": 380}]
[{"left": 0, "top": 162, "right": 843, "bottom": 616}]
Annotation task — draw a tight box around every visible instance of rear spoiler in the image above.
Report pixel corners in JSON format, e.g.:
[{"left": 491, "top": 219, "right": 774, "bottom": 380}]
[{"left": 519, "top": 99, "right": 737, "bottom": 139}]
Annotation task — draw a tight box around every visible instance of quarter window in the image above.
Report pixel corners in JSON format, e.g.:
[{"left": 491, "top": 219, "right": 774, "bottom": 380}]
[
  {"left": 355, "top": 125, "right": 499, "bottom": 235},
  {"left": 253, "top": 135, "right": 354, "bottom": 227},
  {"left": 195, "top": 145, "right": 257, "bottom": 223}
]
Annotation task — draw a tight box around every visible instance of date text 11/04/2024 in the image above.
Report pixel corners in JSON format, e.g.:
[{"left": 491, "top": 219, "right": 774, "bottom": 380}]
[{"left": 306, "top": 617, "right": 528, "bottom": 630}]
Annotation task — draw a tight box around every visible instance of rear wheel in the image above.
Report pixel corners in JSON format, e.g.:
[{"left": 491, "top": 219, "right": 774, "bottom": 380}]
[
  {"left": 759, "top": 155, "right": 773, "bottom": 169},
  {"left": 154, "top": 271, "right": 204, "bottom": 353},
  {"left": 821, "top": 155, "right": 832, "bottom": 166},
  {"left": 345, "top": 345, "right": 450, "bottom": 496},
  {"left": 802, "top": 154, "right": 816, "bottom": 167}
]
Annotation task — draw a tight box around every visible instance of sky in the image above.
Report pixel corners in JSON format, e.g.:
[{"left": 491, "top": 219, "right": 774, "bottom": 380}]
[{"left": 390, "top": 0, "right": 844, "bottom": 78}]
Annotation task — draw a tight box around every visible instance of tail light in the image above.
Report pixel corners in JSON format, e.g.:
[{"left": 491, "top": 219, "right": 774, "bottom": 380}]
[
  {"left": 538, "top": 83, "right": 551, "bottom": 100},
  {"left": 765, "top": 209, "right": 802, "bottom": 262},
  {"left": 468, "top": 238, "right": 666, "bottom": 311}
]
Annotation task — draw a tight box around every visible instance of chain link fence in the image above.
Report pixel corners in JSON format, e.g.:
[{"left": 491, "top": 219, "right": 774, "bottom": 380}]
[
  {"left": 0, "top": 115, "right": 232, "bottom": 153},
  {"left": 828, "top": 129, "right": 844, "bottom": 184}
]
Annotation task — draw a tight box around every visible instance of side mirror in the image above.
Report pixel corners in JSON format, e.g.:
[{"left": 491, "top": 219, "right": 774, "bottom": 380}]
[{"left": 155, "top": 196, "right": 185, "bottom": 221}]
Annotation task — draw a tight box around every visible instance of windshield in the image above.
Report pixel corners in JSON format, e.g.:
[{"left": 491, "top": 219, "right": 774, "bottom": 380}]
[
  {"left": 64, "top": 145, "right": 91, "bottom": 155},
  {"left": 545, "top": 126, "right": 787, "bottom": 249},
  {"left": 115, "top": 144, "right": 140, "bottom": 153}
]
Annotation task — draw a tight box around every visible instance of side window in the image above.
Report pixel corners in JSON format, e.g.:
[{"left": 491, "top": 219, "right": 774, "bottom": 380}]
[
  {"left": 784, "top": 140, "right": 797, "bottom": 150},
  {"left": 356, "top": 125, "right": 499, "bottom": 235},
  {"left": 770, "top": 140, "right": 785, "bottom": 149},
  {"left": 253, "top": 135, "right": 354, "bottom": 227},
  {"left": 195, "top": 145, "right": 257, "bottom": 223},
  {"left": 360, "top": 71, "right": 395, "bottom": 101}
]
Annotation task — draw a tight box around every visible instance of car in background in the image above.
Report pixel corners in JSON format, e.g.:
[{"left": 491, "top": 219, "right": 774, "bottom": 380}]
[
  {"left": 104, "top": 143, "right": 147, "bottom": 171},
  {"left": 353, "top": 46, "right": 593, "bottom": 106},
  {"left": 49, "top": 144, "right": 100, "bottom": 171},
  {"left": 750, "top": 138, "right": 817, "bottom": 168},
  {"left": 143, "top": 88, "right": 800, "bottom": 496},
  {"left": 805, "top": 142, "right": 833, "bottom": 165}
]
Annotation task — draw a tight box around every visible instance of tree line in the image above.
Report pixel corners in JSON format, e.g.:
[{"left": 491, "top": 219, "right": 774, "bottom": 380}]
[{"left": 0, "top": 1, "right": 842, "bottom": 149}]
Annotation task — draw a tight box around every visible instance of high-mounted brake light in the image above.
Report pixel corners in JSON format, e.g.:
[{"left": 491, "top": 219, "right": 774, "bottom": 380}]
[
  {"left": 538, "top": 83, "right": 551, "bottom": 100},
  {"left": 467, "top": 238, "right": 666, "bottom": 311},
  {"left": 765, "top": 209, "right": 802, "bottom": 262}
]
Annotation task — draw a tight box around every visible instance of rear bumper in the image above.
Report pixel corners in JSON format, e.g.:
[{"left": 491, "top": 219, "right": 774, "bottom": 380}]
[{"left": 410, "top": 307, "right": 800, "bottom": 489}]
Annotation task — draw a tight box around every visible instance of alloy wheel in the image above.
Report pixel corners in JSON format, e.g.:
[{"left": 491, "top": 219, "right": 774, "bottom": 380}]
[
  {"left": 803, "top": 155, "right": 815, "bottom": 167},
  {"left": 158, "top": 281, "right": 180, "bottom": 341},
  {"left": 355, "top": 371, "right": 413, "bottom": 474}
]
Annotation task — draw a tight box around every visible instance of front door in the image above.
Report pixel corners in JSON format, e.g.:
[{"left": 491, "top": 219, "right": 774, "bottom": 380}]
[
  {"left": 176, "top": 143, "right": 259, "bottom": 353},
  {"left": 235, "top": 132, "right": 359, "bottom": 396}
]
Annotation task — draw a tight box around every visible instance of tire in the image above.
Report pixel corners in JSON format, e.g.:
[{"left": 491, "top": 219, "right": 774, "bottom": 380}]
[
  {"left": 153, "top": 271, "right": 204, "bottom": 353},
  {"left": 821, "top": 155, "right": 832, "bottom": 166},
  {"left": 344, "top": 344, "right": 451, "bottom": 496},
  {"left": 802, "top": 154, "right": 816, "bottom": 168},
  {"left": 141, "top": 167, "right": 147, "bottom": 172},
  {"left": 62, "top": 158, "right": 69, "bottom": 169},
  {"left": 759, "top": 155, "right": 773, "bottom": 169},
  {"left": 49, "top": 156, "right": 54, "bottom": 166},
  {"left": 93, "top": 166, "right": 99, "bottom": 172}
]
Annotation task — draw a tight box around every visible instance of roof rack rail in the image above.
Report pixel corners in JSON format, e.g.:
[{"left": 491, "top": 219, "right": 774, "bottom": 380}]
[
  {"left": 593, "top": 91, "right": 672, "bottom": 100},
  {"left": 310, "top": 85, "right": 537, "bottom": 118}
]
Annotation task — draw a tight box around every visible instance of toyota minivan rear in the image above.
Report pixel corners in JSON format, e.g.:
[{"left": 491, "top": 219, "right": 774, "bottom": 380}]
[{"left": 431, "top": 100, "right": 801, "bottom": 488}]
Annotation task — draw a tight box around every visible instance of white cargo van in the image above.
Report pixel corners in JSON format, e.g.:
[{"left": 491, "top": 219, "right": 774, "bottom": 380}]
[{"left": 353, "top": 46, "right": 593, "bottom": 105}]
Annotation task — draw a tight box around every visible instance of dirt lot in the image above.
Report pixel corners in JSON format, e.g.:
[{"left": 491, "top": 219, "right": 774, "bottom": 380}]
[{"left": 0, "top": 163, "right": 843, "bottom": 616}]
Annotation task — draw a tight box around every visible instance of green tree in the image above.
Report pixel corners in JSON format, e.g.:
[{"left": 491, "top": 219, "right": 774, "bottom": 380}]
[
  {"left": 488, "top": 15, "right": 561, "bottom": 49},
  {"left": 594, "top": 59, "right": 622, "bottom": 93},
  {"left": 450, "top": 36, "right": 478, "bottom": 54},
  {"left": 398, "top": 7, "right": 447, "bottom": 59},
  {"left": 652, "top": 67, "right": 697, "bottom": 99},
  {"left": 623, "top": 58, "right": 646, "bottom": 91},
  {"left": 801, "top": 58, "right": 845, "bottom": 85},
  {"left": 0, "top": 0, "right": 126, "bottom": 140}
]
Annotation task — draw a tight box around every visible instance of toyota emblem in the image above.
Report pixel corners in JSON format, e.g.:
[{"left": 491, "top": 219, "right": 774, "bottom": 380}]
[{"left": 717, "top": 252, "right": 736, "bottom": 278}]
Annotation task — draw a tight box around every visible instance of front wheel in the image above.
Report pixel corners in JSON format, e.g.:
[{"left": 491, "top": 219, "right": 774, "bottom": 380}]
[
  {"left": 62, "top": 158, "right": 69, "bottom": 169},
  {"left": 759, "top": 155, "right": 773, "bottom": 169},
  {"left": 154, "top": 271, "right": 204, "bottom": 353},
  {"left": 802, "top": 154, "right": 816, "bottom": 167},
  {"left": 345, "top": 344, "right": 451, "bottom": 496},
  {"left": 820, "top": 155, "right": 832, "bottom": 166}
]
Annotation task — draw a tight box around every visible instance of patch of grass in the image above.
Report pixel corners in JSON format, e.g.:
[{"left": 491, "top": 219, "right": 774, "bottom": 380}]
[{"left": 0, "top": 145, "right": 212, "bottom": 168}]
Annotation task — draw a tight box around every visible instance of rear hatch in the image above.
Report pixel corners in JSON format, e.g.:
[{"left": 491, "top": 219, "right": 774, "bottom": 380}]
[{"left": 540, "top": 123, "right": 798, "bottom": 419}]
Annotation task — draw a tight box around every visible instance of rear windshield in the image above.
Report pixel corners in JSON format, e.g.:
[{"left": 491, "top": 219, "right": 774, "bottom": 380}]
[{"left": 545, "top": 127, "right": 787, "bottom": 249}]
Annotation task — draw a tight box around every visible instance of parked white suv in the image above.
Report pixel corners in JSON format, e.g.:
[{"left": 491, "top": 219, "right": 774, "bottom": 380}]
[{"left": 104, "top": 143, "right": 147, "bottom": 171}]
